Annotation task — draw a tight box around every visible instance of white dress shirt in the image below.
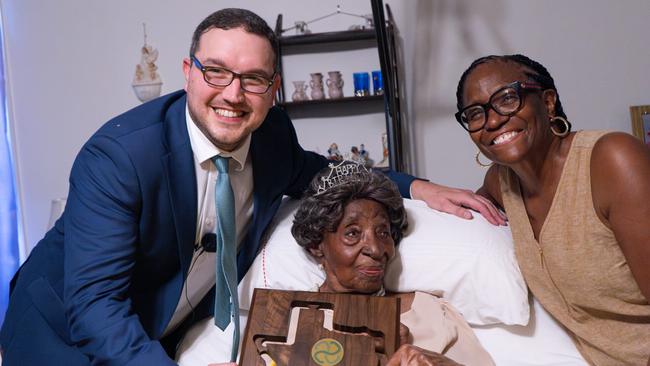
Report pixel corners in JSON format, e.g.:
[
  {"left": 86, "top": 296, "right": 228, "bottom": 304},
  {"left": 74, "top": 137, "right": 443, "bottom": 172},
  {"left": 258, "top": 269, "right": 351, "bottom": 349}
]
[{"left": 163, "top": 106, "right": 254, "bottom": 335}]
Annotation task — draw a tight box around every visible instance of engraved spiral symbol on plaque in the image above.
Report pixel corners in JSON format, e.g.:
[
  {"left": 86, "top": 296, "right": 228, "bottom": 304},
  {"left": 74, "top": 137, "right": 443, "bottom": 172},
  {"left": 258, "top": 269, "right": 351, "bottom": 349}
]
[{"left": 311, "top": 338, "right": 344, "bottom": 366}]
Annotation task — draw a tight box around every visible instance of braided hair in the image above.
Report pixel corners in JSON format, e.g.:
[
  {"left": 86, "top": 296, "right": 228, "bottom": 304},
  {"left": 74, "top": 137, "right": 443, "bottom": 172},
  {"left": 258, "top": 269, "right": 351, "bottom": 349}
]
[{"left": 455, "top": 54, "right": 567, "bottom": 119}]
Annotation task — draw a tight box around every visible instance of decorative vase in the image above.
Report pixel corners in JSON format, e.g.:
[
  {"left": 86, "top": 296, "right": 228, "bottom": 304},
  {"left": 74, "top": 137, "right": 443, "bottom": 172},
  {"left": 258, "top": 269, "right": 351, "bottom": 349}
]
[
  {"left": 291, "top": 80, "right": 309, "bottom": 101},
  {"left": 353, "top": 72, "right": 370, "bottom": 97},
  {"left": 132, "top": 24, "right": 162, "bottom": 103},
  {"left": 132, "top": 81, "right": 163, "bottom": 103},
  {"left": 309, "top": 73, "right": 325, "bottom": 100},
  {"left": 326, "top": 71, "right": 344, "bottom": 99}
]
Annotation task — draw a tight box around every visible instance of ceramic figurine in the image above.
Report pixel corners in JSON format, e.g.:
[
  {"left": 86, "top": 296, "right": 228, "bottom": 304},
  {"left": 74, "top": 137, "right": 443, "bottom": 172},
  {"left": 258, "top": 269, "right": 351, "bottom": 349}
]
[
  {"left": 310, "top": 73, "right": 325, "bottom": 100},
  {"left": 327, "top": 143, "right": 343, "bottom": 161},
  {"left": 291, "top": 81, "right": 309, "bottom": 101},
  {"left": 132, "top": 24, "right": 163, "bottom": 103},
  {"left": 326, "top": 71, "right": 344, "bottom": 99},
  {"left": 375, "top": 133, "right": 390, "bottom": 168}
]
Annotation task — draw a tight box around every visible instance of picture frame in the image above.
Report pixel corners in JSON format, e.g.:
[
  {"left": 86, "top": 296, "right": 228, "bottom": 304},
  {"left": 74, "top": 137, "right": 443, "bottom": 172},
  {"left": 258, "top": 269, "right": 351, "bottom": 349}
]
[{"left": 629, "top": 105, "right": 650, "bottom": 147}]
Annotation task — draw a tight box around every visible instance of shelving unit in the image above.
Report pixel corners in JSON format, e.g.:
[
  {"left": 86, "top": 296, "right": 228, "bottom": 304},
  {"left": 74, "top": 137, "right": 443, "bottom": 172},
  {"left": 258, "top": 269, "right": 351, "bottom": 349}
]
[
  {"left": 278, "top": 94, "right": 384, "bottom": 108},
  {"left": 279, "top": 29, "right": 376, "bottom": 47},
  {"left": 278, "top": 95, "right": 385, "bottom": 121},
  {"left": 274, "top": 0, "right": 405, "bottom": 171},
  {"left": 273, "top": 26, "right": 379, "bottom": 107}
]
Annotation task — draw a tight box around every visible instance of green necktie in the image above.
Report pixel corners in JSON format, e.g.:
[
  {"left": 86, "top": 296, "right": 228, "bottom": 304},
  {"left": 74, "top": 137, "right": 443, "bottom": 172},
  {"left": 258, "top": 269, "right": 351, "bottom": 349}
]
[{"left": 211, "top": 155, "right": 239, "bottom": 362}]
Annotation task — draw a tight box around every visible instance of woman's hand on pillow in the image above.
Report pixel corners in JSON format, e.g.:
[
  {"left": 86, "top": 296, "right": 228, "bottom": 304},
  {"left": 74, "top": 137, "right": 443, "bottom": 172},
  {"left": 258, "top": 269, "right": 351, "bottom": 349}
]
[
  {"left": 387, "top": 345, "right": 462, "bottom": 366},
  {"left": 410, "top": 180, "right": 507, "bottom": 226}
]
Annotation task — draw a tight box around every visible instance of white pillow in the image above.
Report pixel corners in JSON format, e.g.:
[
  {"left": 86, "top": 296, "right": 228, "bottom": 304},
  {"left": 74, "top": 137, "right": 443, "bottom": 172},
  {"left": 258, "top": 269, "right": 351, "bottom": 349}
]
[{"left": 238, "top": 198, "right": 529, "bottom": 326}]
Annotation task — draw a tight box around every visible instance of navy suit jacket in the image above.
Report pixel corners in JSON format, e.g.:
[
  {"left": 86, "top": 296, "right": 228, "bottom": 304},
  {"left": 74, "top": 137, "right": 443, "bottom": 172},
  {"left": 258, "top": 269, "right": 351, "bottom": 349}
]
[{"left": 0, "top": 91, "right": 416, "bottom": 365}]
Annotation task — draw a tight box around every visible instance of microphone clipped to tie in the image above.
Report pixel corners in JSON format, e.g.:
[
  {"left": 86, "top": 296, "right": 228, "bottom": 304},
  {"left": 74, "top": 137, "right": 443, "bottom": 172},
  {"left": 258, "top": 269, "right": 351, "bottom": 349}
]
[{"left": 199, "top": 233, "right": 217, "bottom": 252}]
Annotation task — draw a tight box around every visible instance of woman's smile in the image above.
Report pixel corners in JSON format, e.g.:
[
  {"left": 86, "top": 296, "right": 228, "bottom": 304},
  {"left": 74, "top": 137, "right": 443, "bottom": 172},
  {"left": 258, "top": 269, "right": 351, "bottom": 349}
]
[
  {"left": 492, "top": 130, "right": 522, "bottom": 145},
  {"left": 357, "top": 265, "right": 385, "bottom": 278}
]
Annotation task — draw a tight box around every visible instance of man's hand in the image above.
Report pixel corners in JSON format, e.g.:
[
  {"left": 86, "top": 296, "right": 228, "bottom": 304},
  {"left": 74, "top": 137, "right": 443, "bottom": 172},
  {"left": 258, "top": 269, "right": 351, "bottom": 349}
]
[
  {"left": 410, "top": 180, "right": 507, "bottom": 226},
  {"left": 386, "top": 344, "right": 462, "bottom": 366}
]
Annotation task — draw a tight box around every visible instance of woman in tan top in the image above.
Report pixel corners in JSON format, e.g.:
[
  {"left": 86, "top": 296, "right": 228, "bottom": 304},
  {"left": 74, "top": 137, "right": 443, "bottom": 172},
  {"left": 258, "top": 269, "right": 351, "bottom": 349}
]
[{"left": 454, "top": 54, "right": 650, "bottom": 365}]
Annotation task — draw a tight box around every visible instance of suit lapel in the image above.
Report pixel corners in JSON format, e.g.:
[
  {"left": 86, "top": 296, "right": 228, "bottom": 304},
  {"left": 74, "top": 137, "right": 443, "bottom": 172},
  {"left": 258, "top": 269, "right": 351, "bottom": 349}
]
[
  {"left": 236, "top": 130, "right": 283, "bottom": 280},
  {"left": 161, "top": 94, "right": 197, "bottom": 276}
]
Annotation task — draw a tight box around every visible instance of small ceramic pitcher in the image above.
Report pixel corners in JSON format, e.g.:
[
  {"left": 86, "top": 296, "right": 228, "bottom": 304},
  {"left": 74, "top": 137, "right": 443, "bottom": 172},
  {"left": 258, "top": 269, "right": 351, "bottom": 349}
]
[
  {"left": 309, "top": 73, "right": 325, "bottom": 100},
  {"left": 326, "top": 71, "right": 344, "bottom": 99},
  {"left": 291, "top": 80, "right": 309, "bottom": 101}
]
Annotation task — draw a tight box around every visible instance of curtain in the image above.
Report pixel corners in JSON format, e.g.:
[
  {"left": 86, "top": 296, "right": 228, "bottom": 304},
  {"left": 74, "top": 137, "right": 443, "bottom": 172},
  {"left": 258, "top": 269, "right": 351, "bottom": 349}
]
[{"left": 0, "top": 10, "right": 20, "bottom": 328}]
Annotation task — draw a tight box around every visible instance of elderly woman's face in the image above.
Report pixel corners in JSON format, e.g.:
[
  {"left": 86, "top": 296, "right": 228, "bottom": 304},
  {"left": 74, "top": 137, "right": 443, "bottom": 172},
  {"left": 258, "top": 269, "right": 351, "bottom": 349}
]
[
  {"left": 311, "top": 199, "right": 395, "bottom": 294},
  {"left": 462, "top": 61, "right": 556, "bottom": 165}
]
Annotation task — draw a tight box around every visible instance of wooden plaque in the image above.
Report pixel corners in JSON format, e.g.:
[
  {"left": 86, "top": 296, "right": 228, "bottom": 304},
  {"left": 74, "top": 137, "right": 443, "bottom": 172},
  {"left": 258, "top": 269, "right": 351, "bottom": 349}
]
[{"left": 239, "top": 289, "right": 400, "bottom": 366}]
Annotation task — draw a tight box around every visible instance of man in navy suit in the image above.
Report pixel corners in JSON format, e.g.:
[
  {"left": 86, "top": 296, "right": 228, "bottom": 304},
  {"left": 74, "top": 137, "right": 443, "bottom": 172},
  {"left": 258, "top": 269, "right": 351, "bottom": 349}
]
[{"left": 0, "top": 8, "right": 504, "bottom": 365}]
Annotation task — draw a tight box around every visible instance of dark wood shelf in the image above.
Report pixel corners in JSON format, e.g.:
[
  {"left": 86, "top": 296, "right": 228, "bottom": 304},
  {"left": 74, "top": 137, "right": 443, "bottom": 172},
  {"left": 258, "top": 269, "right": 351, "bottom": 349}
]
[
  {"left": 274, "top": 1, "right": 405, "bottom": 172},
  {"left": 279, "top": 29, "right": 376, "bottom": 47},
  {"left": 279, "top": 94, "right": 383, "bottom": 107},
  {"left": 278, "top": 95, "right": 386, "bottom": 119}
]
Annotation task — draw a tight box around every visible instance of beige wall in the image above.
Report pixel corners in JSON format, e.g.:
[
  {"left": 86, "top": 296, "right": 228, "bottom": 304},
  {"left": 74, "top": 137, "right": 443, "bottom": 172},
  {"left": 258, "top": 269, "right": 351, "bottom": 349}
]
[{"left": 2, "top": 0, "right": 649, "bottom": 253}]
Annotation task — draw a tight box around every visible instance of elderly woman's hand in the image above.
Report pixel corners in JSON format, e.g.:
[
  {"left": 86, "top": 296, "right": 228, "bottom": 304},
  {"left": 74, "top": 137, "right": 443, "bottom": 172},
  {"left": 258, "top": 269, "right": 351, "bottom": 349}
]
[
  {"left": 410, "top": 180, "right": 506, "bottom": 226},
  {"left": 399, "top": 323, "right": 412, "bottom": 346},
  {"left": 387, "top": 344, "right": 463, "bottom": 366}
]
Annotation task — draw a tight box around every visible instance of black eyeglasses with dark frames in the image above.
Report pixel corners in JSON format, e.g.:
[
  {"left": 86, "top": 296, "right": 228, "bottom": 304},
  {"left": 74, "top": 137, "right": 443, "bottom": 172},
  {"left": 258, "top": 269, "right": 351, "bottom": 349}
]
[
  {"left": 455, "top": 81, "right": 543, "bottom": 132},
  {"left": 191, "top": 56, "right": 276, "bottom": 94}
]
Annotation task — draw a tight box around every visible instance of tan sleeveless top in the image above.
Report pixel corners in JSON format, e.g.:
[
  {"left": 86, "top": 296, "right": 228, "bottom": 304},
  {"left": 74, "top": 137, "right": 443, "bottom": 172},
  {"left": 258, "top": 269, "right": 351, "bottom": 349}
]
[{"left": 499, "top": 130, "right": 650, "bottom": 365}]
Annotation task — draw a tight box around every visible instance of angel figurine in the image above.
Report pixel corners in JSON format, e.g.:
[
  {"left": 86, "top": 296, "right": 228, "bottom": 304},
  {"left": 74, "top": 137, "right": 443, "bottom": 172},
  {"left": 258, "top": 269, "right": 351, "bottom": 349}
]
[
  {"left": 132, "top": 23, "right": 163, "bottom": 103},
  {"left": 133, "top": 44, "right": 161, "bottom": 84}
]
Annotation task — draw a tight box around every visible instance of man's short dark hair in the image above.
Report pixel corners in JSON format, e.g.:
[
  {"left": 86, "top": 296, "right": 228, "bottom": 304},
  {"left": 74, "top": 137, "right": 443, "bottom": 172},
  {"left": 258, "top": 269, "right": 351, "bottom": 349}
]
[{"left": 189, "top": 8, "right": 279, "bottom": 71}]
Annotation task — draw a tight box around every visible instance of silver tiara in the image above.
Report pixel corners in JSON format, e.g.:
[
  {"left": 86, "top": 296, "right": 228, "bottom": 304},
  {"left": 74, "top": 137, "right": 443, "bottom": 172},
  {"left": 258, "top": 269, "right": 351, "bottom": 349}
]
[{"left": 316, "top": 160, "right": 370, "bottom": 195}]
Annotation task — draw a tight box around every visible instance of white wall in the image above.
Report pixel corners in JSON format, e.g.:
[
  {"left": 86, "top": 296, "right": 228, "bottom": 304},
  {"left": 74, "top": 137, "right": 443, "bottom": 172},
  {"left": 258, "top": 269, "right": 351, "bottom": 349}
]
[{"left": 2, "top": 0, "right": 649, "bottom": 252}]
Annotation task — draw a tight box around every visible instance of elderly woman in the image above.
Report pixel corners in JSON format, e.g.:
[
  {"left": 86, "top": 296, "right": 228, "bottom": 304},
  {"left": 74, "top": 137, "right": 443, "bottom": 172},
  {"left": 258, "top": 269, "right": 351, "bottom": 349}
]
[
  {"left": 454, "top": 54, "right": 650, "bottom": 365},
  {"left": 291, "top": 161, "right": 494, "bottom": 366},
  {"left": 176, "top": 162, "right": 494, "bottom": 366}
]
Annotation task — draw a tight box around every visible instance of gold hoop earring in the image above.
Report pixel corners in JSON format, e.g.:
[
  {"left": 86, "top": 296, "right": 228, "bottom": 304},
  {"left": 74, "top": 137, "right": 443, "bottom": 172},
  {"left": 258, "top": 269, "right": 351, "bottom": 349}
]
[
  {"left": 550, "top": 116, "right": 572, "bottom": 137},
  {"left": 475, "top": 150, "right": 493, "bottom": 168}
]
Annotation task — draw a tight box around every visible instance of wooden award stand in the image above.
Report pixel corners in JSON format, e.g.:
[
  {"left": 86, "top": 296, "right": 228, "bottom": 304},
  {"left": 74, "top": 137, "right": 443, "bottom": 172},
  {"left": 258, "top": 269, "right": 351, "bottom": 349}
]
[{"left": 240, "top": 289, "right": 400, "bottom": 366}]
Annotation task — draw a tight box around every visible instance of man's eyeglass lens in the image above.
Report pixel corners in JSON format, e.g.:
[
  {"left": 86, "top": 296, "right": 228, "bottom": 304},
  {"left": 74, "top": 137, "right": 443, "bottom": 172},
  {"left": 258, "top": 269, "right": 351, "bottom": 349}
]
[{"left": 193, "top": 57, "right": 273, "bottom": 94}]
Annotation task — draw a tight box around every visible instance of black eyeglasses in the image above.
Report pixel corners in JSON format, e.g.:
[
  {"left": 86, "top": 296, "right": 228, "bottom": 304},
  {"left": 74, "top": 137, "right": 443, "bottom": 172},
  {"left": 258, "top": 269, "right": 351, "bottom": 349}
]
[
  {"left": 455, "top": 81, "right": 543, "bottom": 132},
  {"left": 191, "top": 56, "right": 276, "bottom": 94}
]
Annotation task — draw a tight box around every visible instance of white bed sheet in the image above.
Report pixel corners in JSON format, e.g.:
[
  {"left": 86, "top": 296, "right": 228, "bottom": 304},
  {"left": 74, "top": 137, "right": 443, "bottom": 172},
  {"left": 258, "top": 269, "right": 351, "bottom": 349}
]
[
  {"left": 471, "top": 296, "right": 588, "bottom": 366},
  {"left": 177, "top": 296, "right": 589, "bottom": 366}
]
